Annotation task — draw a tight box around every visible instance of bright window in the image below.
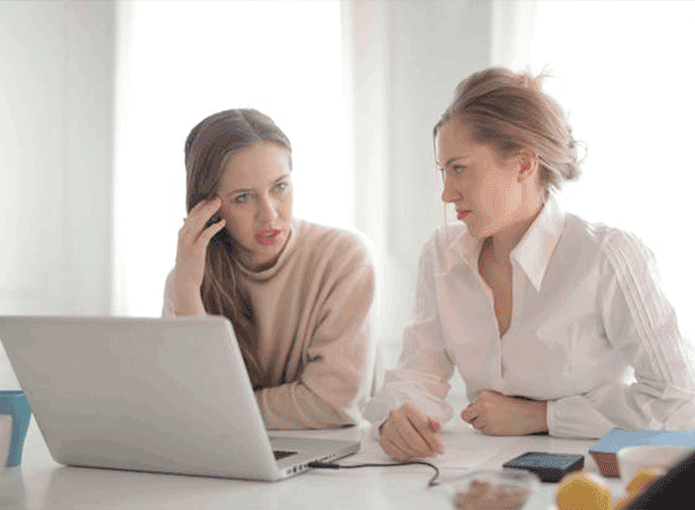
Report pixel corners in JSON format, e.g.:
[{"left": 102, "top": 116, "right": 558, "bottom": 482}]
[
  {"left": 528, "top": 0, "right": 695, "bottom": 343},
  {"left": 113, "top": 0, "right": 351, "bottom": 316}
]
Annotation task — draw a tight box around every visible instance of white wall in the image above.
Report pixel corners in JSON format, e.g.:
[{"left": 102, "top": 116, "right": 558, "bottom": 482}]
[{"left": 0, "top": 1, "right": 116, "bottom": 388}]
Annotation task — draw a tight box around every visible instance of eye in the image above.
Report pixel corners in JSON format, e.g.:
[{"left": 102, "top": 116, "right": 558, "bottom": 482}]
[
  {"left": 452, "top": 164, "right": 466, "bottom": 175},
  {"left": 234, "top": 193, "right": 251, "bottom": 203},
  {"left": 274, "top": 181, "right": 289, "bottom": 192}
]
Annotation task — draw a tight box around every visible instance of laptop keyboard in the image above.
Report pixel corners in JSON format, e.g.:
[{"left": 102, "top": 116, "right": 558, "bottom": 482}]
[{"left": 273, "top": 450, "right": 297, "bottom": 460}]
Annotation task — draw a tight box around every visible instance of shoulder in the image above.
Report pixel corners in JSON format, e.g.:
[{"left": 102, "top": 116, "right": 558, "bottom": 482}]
[
  {"left": 571, "top": 216, "right": 653, "bottom": 261},
  {"left": 564, "top": 211, "right": 644, "bottom": 243},
  {"left": 561, "top": 214, "right": 657, "bottom": 279},
  {"left": 161, "top": 268, "right": 176, "bottom": 315},
  {"left": 163, "top": 268, "right": 175, "bottom": 291},
  {"left": 295, "top": 219, "right": 375, "bottom": 265},
  {"left": 418, "top": 222, "right": 468, "bottom": 271},
  {"left": 293, "top": 219, "right": 375, "bottom": 270}
]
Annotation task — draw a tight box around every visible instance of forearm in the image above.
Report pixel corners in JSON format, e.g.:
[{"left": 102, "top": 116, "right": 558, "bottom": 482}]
[
  {"left": 255, "top": 381, "right": 357, "bottom": 430},
  {"left": 172, "top": 290, "right": 207, "bottom": 316},
  {"left": 162, "top": 269, "right": 208, "bottom": 317}
]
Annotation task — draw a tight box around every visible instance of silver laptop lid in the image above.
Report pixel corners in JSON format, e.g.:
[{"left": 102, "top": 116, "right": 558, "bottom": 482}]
[{"left": 0, "top": 316, "right": 282, "bottom": 480}]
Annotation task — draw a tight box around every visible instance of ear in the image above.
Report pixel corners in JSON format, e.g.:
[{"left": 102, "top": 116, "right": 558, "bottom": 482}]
[{"left": 516, "top": 150, "right": 538, "bottom": 183}]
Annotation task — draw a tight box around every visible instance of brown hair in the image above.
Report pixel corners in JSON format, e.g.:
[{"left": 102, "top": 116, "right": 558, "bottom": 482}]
[
  {"left": 434, "top": 67, "right": 583, "bottom": 198},
  {"left": 184, "top": 108, "right": 292, "bottom": 324}
]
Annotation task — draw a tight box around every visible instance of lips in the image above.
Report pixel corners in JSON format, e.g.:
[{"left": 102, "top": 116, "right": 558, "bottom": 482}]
[
  {"left": 457, "top": 209, "right": 471, "bottom": 221},
  {"left": 256, "top": 229, "right": 280, "bottom": 246}
]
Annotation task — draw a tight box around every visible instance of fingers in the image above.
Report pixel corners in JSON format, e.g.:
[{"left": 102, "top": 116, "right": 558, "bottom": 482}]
[
  {"left": 190, "top": 195, "right": 222, "bottom": 216},
  {"left": 462, "top": 407, "right": 487, "bottom": 435},
  {"left": 180, "top": 197, "right": 222, "bottom": 235},
  {"left": 179, "top": 197, "right": 223, "bottom": 249},
  {"left": 428, "top": 417, "right": 442, "bottom": 433},
  {"left": 379, "top": 403, "right": 444, "bottom": 461},
  {"left": 185, "top": 196, "right": 222, "bottom": 226},
  {"left": 400, "top": 403, "right": 445, "bottom": 455},
  {"left": 197, "top": 217, "right": 226, "bottom": 247},
  {"left": 461, "top": 400, "right": 491, "bottom": 434},
  {"left": 461, "top": 391, "right": 512, "bottom": 436},
  {"left": 379, "top": 431, "right": 411, "bottom": 462},
  {"left": 382, "top": 410, "right": 423, "bottom": 459},
  {"left": 460, "top": 401, "right": 479, "bottom": 424}
]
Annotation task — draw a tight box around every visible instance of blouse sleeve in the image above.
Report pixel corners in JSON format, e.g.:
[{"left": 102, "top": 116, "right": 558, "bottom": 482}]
[
  {"left": 255, "top": 234, "right": 377, "bottom": 429},
  {"left": 547, "top": 230, "right": 695, "bottom": 438},
  {"left": 363, "top": 235, "right": 456, "bottom": 427}
]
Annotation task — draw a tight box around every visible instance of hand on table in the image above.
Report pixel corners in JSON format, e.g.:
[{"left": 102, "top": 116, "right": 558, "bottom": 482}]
[
  {"left": 172, "top": 196, "right": 226, "bottom": 315},
  {"left": 460, "top": 390, "right": 548, "bottom": 436},
  {"left": 378, "top": 402, "right": 444, "bottom": 462}
]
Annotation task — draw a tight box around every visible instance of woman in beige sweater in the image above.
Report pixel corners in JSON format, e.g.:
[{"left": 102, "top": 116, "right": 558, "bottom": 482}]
[{"left": 162, "top": 109, "right": 376, "bottom": 429}]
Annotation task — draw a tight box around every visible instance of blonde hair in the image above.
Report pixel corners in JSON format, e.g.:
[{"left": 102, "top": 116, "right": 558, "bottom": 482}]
[
  {"left": 184, "top": 108, "right": 292, "bottom": 326},
  {"left": 434, "top": 67, "right": 583, "bottom": 198}
]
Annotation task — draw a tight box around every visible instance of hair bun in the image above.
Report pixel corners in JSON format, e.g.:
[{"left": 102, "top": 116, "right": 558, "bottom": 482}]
[{"left": 436, "top": 67, "right": 584, "bottom": 197}]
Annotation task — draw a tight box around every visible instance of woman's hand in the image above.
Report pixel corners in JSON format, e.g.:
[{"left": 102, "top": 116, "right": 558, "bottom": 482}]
[
  {"left": 171, "top": 196, "right": 226, "bottom": 316},
  {"left": 378, "top": 402, "right": 444, "bottom": 462},
  {"left": 461, "top": 390, "right": 548, "bottom": 436}
]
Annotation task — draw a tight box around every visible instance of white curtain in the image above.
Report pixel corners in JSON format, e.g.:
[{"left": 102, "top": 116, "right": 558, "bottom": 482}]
[
  {"left": 341, "top": 0, "right": 500, "bottom": 365},
  {"left": 0, "top": 1, "right": 116, "bottom": 389},
  {"left": 491, "top": 0, "right": 538, "bottom": 70}
]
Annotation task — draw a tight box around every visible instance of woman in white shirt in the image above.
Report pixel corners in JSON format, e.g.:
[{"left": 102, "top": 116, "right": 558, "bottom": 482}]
[{"left": 364, "top": 67, "right": 695, "bottom": 461}]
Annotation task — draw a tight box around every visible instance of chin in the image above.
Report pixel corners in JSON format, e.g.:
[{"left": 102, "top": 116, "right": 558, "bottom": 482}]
[{"left": 461, "top": 220, "right": 483, "bottom": 237}]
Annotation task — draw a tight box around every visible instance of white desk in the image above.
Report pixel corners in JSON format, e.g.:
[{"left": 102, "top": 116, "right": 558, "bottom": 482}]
[{"left": 2, "top": 416, "right": 625, "bottom": 510}]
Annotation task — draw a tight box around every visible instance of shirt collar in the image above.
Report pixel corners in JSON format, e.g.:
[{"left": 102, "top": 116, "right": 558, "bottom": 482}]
[
  {"left": 510, "top": 195, "right": 566, "bottom": 291},
  {"left": 445, "top": 195, "right": 566, "bottom": 291}
]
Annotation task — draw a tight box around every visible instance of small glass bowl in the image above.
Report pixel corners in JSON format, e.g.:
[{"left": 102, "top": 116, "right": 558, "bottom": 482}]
[
  {"left": 617, "top": 445, "right": 694, "bottom": 483},
  {"left": 448, "top": 469, "right": 541, "bottom": 510}
]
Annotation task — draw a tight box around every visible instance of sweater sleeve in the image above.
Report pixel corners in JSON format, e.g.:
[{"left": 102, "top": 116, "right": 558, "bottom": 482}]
[
  {"left": 547, "top": 230, "right": 695, "bottom": 438},
  {"left": 161, "top": 269, "right": 176, "bottom": 317},
  {"left": 363, "top": 235, "right": 456, "bottom": 427},
  {"left": 255, "top": 233, "right": 377, "bottom": 429}
]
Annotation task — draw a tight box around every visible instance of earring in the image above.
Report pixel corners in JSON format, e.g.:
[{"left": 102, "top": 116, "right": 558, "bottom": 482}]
[{"left": 519, "top": 157, "right": 531, "bottom": 182}]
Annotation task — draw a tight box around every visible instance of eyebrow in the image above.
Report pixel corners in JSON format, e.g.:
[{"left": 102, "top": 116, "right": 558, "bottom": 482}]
[
  {"left": 226, "top": 174, "right": 289, "bottom": 196},
  {"left": 436, "top": 155, "right": 473, "bottom": 168}
]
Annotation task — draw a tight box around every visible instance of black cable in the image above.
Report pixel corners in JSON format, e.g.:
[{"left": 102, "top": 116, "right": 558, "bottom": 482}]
[{"left": 307, "top": 460, "right": 440, "bottom": 487}]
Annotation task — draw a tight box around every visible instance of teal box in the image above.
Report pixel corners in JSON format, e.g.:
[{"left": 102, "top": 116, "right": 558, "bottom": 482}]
[{"left": 0, "top": 390, "right": 31, "bottom": 467}]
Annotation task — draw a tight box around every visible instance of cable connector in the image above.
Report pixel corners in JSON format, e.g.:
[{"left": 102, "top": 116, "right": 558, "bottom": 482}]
[{"left": 307, "top": 462, "right": 340, "bottom": 469}]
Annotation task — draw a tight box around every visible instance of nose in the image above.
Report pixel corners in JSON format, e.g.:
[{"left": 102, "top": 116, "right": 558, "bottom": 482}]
[
  {"left": 441, "top": 177, "right": 462, "bottom": 204},
  {"left": 257, "top": 194, "right": 278, "bottom": 222}
]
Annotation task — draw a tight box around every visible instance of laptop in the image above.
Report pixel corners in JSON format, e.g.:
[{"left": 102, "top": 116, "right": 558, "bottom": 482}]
[{"left": 0, "top": 315, "right": 360, "bottom": 481}]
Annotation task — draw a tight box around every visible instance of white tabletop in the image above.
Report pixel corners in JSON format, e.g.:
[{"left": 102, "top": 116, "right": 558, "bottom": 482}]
[{"left": 2, "top": 415, "right": 626, "bottom": 510}]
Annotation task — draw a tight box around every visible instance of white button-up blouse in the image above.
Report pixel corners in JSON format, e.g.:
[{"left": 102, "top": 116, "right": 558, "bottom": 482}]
[{"left": 364, "top": 196, "right": 695, "bottom": 438}]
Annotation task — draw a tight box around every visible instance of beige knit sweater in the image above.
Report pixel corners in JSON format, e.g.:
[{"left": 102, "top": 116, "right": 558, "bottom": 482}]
[{"left": 162, "top": 218, "right": 376, "bottom": 429}]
